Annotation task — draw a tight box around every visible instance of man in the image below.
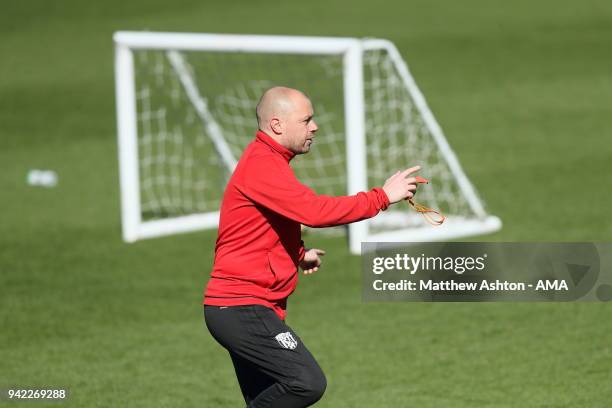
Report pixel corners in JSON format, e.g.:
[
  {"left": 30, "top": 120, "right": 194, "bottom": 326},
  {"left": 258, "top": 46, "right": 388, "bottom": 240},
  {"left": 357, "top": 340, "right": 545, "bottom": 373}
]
[{"left": 204, "top": 86, "right": 420, "bottom": 407}]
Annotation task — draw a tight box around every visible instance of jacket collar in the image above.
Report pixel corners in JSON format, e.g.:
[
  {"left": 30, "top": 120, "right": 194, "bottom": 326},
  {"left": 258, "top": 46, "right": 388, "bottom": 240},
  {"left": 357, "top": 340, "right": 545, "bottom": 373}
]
[{"left": 255, "top": 130, "right": 296, "bottom": 162}]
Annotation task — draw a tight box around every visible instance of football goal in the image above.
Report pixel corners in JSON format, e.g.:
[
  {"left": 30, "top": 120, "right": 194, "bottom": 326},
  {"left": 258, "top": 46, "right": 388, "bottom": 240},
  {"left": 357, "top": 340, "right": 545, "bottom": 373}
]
[{"left": 114, "top": 31, "right": 501, "bottom": 254}]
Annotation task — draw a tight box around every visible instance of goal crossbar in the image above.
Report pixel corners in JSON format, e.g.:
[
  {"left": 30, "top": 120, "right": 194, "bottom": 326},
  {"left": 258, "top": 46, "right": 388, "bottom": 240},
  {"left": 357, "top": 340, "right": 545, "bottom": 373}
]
[{"left": 113, "top": 31, "right": 361, "bottom": 54}]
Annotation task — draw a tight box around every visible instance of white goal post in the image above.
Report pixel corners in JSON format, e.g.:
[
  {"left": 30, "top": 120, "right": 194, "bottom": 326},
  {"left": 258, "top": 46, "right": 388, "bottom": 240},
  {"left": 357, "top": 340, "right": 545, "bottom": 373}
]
[{"left": 114, "top": 31, "right": 501, "bottom": 254}]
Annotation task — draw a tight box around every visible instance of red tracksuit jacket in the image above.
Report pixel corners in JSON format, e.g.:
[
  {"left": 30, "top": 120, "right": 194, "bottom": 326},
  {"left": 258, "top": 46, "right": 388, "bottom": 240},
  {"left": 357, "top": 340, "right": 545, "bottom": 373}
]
[{"left": 203, "top": 131, "right": 390, "bottom": 319}]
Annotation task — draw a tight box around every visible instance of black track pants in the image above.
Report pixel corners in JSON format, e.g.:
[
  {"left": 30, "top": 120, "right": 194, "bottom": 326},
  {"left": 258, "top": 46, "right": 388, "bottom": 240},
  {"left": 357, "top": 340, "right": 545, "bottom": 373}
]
[{"left": 204, "top": 305, "right": 327, "bottom": 407}]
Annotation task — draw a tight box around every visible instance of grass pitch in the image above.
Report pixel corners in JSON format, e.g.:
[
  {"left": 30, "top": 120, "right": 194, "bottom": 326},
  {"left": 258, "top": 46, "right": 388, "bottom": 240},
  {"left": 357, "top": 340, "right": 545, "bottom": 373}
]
[{"left": 1, "top": 0, "right": 611, "bottom": 406}]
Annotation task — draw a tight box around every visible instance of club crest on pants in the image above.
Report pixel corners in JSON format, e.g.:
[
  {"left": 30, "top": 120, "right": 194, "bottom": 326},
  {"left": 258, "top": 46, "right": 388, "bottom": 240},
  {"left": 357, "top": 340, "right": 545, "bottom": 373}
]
[{"left": 275, "top": 332, "right": 298, "bottom": 350}]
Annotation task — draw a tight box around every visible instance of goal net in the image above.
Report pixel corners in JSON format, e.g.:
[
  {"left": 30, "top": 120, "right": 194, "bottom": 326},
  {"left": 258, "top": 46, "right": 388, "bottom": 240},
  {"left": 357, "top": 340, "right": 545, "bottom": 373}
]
[{"left": 114, "top": 32, "right": 501, "bottom": 254}]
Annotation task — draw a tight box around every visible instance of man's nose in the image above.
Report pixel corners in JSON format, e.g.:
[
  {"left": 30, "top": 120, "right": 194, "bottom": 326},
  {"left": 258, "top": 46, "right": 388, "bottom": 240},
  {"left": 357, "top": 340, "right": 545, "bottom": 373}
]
[{"left": 311, "top": 121, "right": 318, "bottom": 133}]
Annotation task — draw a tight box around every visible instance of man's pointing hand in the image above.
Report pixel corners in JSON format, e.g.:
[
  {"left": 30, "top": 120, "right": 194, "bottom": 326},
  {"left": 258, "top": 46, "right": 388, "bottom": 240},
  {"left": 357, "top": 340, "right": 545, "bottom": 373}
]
[{"left": 382, "top": 166, "right": 421, "bottom": 203}]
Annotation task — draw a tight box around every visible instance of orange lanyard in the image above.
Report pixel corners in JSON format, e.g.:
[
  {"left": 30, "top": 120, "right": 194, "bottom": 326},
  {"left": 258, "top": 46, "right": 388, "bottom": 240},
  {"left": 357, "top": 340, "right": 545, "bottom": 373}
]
[{"left": 409, "top": 176, "right": 446, "bottom": 226}]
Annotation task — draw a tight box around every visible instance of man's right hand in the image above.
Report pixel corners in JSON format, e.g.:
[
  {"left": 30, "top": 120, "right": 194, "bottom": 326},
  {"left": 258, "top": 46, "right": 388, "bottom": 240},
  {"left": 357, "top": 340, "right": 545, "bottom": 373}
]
[{"left": 382, "top": 166, "right": 421, "bottom": 204}]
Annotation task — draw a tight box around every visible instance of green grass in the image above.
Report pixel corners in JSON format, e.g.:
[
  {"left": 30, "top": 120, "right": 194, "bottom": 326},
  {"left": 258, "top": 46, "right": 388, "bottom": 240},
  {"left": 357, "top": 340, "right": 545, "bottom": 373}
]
[{"left": 1, "top": 0, "right": 611, "bottom": 406}]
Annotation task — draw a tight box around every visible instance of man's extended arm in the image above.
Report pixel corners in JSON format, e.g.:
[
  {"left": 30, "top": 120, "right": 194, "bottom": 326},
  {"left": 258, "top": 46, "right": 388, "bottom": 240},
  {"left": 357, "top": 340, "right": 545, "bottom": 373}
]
[
  {"left": 235, "top": 155, "right": 388, "bottom": 227},
  {"left": 235, "top": 154, "right": 419, "bottom": 228}
]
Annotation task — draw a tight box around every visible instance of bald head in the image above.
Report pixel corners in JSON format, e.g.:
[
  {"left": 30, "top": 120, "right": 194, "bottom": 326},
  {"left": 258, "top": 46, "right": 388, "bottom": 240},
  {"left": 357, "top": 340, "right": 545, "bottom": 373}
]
[
  {"left": 256, "top": 86, "right": 307, "bottom": 129},
  {"left": 255, "top": 86, "right": 319, "bottom": 155}
]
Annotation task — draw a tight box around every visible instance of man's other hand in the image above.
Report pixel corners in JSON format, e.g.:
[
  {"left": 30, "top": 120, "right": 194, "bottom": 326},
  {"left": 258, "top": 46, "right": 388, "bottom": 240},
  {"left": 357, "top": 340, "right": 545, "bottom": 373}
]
[
  {"left": 382, "top": 165, "right": 421, "bottom": 204},
  {"left": 300, "top": 248, "right": 326, "bottom": 274}
]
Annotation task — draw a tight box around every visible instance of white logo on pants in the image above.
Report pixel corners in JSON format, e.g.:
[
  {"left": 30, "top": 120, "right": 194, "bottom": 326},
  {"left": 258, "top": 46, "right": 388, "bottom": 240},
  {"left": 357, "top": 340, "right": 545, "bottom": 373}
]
[{"left": 275, "top": 332, "right": 298, "bottom": 350}]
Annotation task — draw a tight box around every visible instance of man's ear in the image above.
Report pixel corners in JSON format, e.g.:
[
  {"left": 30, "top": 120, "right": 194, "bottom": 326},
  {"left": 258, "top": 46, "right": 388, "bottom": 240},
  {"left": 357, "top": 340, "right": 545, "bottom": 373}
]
[{"left": 270, "top": 117, "right": 283, "bottom": 135}]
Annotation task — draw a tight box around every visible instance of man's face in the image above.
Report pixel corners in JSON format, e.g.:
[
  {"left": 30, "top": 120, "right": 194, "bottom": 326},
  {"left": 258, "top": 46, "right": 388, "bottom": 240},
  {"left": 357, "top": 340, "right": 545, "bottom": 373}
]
[{"left": 284, "top": 96, "right": 318, "bottom": 154}]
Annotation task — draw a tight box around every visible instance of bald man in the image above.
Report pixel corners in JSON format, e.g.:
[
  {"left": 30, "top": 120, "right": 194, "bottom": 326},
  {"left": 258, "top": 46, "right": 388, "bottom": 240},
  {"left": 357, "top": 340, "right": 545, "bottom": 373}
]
[{"left": 204, "top": 87, "right": 420, "bottom": 407}]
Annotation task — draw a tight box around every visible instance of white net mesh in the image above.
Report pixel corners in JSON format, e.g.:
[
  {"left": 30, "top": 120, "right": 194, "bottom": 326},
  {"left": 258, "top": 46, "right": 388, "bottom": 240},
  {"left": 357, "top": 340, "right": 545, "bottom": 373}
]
[
  {"left": 363, "top": 48, "right": 477, "bottom": 231},
  {"left": 133, "top": 46, "right": 480, "bottom": 230},
  {"left": 135, "top": 51, "right": 224, "bottom": 218},
  {"left": 134, "top": 51, "right": 347, "bottom": 221}
]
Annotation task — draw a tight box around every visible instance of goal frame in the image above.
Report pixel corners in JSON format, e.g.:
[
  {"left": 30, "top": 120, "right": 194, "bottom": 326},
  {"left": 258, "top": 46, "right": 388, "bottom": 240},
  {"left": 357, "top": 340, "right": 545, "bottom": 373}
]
[{"left": 114, "top": 31, "right": 501, "bottom": 253}]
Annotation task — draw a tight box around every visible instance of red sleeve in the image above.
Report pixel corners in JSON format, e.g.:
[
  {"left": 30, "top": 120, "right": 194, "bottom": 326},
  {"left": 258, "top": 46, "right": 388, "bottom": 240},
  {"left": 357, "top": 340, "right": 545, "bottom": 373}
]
[{"left": 235, "top": 154, "right": 390, "bottom": 228}]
